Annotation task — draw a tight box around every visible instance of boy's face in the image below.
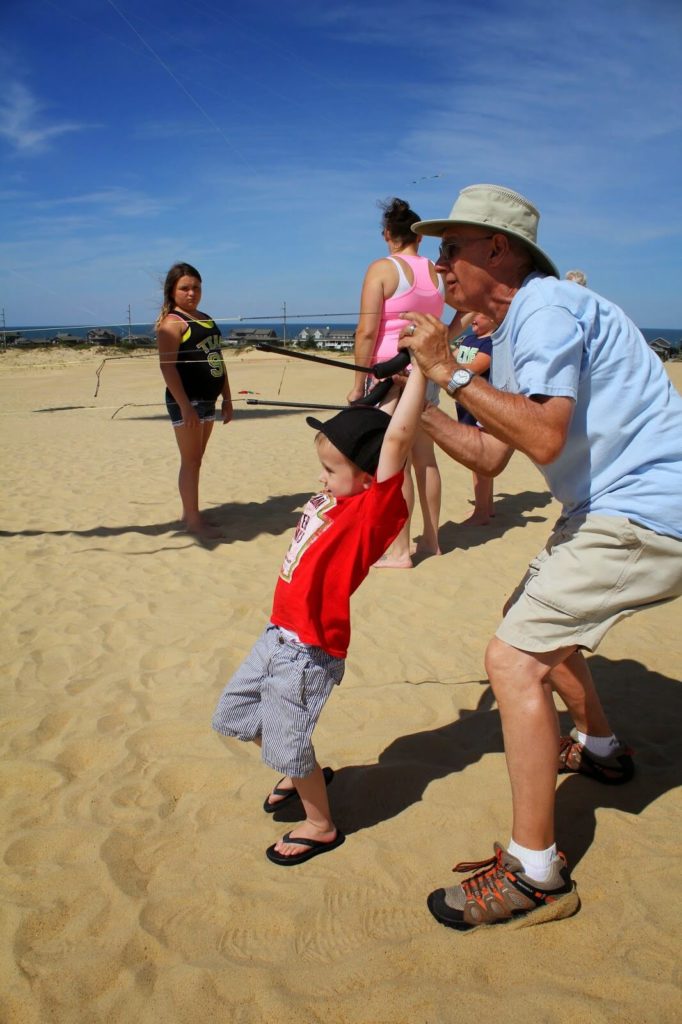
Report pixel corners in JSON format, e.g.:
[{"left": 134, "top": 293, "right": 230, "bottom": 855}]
[{"left": 316, "top": 436, "right": 371, "bottom": 498}]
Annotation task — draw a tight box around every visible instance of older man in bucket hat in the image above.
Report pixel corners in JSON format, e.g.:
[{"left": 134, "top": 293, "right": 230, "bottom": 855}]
[{"left": 399, "top": 184, "right": 682, "bottom": 931}]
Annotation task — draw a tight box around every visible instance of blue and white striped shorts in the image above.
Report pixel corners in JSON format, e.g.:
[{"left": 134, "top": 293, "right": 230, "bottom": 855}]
[{"left": 211, "top": 623, "right": 345, "bottom": 778}]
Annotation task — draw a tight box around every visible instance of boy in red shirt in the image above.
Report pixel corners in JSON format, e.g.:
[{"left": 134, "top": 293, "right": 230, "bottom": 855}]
[{"left": 212, "top": 360, "right": 426, "bottom": 864}]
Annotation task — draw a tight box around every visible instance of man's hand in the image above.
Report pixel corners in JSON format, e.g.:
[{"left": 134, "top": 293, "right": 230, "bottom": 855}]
[
  {"left": 421, "top": 401, "right": 443, "bottom": 431},
  {"left": 398, "top": 312, "right": 456, "bottom": 385}
]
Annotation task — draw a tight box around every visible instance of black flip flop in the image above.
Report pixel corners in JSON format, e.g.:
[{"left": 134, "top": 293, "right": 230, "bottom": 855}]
[
  {"left": 265, "top": 830, "right": 345, "bottom": 866},
  {"left": 262, "top": 766, "right": 334, "bottom": 813}
]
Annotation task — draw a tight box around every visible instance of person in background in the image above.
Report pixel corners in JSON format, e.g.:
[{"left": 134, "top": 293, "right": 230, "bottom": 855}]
[
  {"left": 452, "top": 312, "right": 496, "bottom": 524},
  {"left": 156, "top": 262, "right": 233, "bottom": 539},
  {"left": 348, "top": 198, "right": 445, "bottom": 567},
  {"left": 565, "top": 269, "right": 587, "bottom": 286}
]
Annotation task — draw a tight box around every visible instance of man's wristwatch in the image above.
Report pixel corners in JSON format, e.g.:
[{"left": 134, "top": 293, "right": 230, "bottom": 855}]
[{"left": 446, "top": 368, "right": 474, "bottom": 397}]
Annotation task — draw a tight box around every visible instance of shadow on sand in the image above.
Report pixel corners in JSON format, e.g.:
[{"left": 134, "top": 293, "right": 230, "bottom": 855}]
[
  {"left": 0, "top": 491, "right": 310, "bottom": 546},
  {"left": 271, "top": 656, "right": 681, "bottom": 869},
  {"left": 437, "top": 488, "right": 554, "bottom": 553}
]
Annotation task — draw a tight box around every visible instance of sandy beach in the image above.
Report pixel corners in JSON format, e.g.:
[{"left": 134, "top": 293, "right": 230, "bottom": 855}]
[{"left": 1, "top": 347, "right": 680, "bottom": 1024}]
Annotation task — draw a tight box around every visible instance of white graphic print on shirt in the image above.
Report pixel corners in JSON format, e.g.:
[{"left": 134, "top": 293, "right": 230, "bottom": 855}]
[{"left": 279, "top": 492, "right": 336, "bottom": 582}]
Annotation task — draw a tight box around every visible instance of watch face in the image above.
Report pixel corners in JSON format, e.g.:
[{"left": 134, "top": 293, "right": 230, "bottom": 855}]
[{"left": 447, "top": 368, "right": 473, "bottom": 395}]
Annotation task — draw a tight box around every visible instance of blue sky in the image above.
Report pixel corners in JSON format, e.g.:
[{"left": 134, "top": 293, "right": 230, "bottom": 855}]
[{"left": 1, "top": 0, "right": 681, "bottom": 330}]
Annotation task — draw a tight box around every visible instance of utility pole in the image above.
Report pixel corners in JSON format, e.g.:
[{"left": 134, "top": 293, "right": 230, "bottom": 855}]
[
  {"left": 1, "top": 308, "right": 5, "bottom": 351},
  {"left": 127, "top": 304, "right": 132, "bottom": 342},
  {"left": 282, "top": 301, "right": 287, "bottom": 346}
]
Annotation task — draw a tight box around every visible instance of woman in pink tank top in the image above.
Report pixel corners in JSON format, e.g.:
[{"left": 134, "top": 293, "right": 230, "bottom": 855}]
[{"left": 348, "top": 198, "right": 446, "bottom": 567}]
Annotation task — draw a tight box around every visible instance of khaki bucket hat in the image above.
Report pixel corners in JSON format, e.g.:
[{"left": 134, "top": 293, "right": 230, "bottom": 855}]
[{"left": 413, "top": 183, "right": 558, "bottom": 277}]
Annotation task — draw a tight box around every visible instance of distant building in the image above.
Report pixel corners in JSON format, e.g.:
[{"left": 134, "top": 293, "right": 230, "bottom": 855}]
[
  {"left": 649, "top": 337, "right": 672, "bottom": 361},
  {"left": 224, "top": 327, "right": 278, "bottom": 347},
  {"left": 0, "top": 332, "right": 46, "bottom": 346},
  {"left": 298, "top": 327, "right": 355, "bottom": 351},
  {"left": 50, "top": 333, "right": 82, "bottom": 344},
  {"left": 297, "top": 327, "right": 324, "bottom": 346},
  {"left": 318, "top": 328, "right": 355, "bottom": 351},
  {"left": 87, "top": 328, "right": 120, "bottom": 345},
  {"left": 127, "top": 334, "right": 155, "bottom": 347}
]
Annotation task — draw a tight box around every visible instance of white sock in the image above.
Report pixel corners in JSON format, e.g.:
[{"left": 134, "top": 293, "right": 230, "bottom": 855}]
[
  {"left": 577, "top": 731, "right": 619, "bottom": 757},
  {"left": 508, "top": 839, "right": 557, "bottom": 883}
]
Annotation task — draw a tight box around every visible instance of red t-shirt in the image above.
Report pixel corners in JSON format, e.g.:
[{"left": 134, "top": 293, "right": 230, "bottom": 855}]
[{"left": 270, "top": 472, "right": 407, "bottom": 658}]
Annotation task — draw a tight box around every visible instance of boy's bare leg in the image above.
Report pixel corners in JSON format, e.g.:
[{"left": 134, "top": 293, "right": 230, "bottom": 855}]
[
  {"left": 255, "top": 737, "right": 293, "bottom": 807},
  {"left": 272, "top": 765, "right": 337, "bottom": 857},
  {"left": 256, "top": 737, "right": 296, "bottom": 807}
]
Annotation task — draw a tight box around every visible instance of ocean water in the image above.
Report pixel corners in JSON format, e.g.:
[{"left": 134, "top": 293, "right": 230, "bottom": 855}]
[
  {"left": 640, "top": 328, "right": 682, "bottom": 349},
  {"left": 4, "top": 321, "right": 682, "bottom": 350},
  {"left": 3, "top": 320, "right": 356, "bottom": 342}
]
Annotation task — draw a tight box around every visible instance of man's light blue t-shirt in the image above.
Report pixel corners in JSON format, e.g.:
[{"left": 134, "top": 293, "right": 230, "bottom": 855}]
[{"left": 491, "top": 274, "right": 682, "bottom": 539}]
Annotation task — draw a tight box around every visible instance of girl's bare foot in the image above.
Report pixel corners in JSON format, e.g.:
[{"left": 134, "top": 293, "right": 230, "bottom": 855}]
[
  {"left": 461, "top": 511, "right": 494, "bottom": 526},
  {"left": 412, "top": 536, "right": 441, "bottom": 557},
  {"left": 372, "top": 553, "right": 413, "bottom": 569},
  {"left": 185, "top": 519, "right": 223, "bottom": 539},
  {"left": 181, "top": 511, "right": 223, "bottom": 538}
]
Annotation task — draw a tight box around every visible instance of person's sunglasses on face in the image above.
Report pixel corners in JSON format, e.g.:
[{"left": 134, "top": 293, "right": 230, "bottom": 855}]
[{"left": 437, "top": 235, "right": 495, "bottom": 263}]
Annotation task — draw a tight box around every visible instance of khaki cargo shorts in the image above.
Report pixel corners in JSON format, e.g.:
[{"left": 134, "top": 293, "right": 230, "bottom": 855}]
[{"left": 496, "top": 514, "right": 682, "bottom": 654}]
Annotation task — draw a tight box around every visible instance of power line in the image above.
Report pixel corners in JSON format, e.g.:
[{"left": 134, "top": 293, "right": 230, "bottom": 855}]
[
  {"left": 2, "top": 313, "right": 369, "bottom": 335},
  {"left": 105, "top": 0, "right": 256, "bottom": 172}
]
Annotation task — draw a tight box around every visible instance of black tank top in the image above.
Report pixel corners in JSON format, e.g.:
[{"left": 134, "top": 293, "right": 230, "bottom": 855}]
[{"left": 167, "top": 309, "right": 225, "bottom": 401}]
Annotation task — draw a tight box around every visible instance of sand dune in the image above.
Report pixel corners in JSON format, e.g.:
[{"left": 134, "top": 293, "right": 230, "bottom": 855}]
[{"left": 1, "top": 348, "right": 680, "bottom": 1024}]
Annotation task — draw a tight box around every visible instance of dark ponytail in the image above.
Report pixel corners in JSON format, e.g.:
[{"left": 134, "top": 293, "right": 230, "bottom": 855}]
[{"left": 378, "top": 197, "right": 420, "bottom": 247}]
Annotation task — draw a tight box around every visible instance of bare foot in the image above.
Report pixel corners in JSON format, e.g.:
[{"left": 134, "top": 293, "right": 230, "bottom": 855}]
[
  {"left": 185, "top": 520, "right": 223, "bottom": 539},
  {"left": 200, "top": 511, "right": 220, "bottom": 525},
  {"left": 273, "top": 821, "right": 337, "bottom": 858},
  {"left": 372, "top": 554, "right": 413, "bottom": 569},
  {"left": 182, "top": 510, "right": 219, "bottom": 525},
  {"left": 412, "top": 540, "right": 442, "bottom": 557},
  {"left": 461, "top": 512, "right": 492, "bottom": 526}
]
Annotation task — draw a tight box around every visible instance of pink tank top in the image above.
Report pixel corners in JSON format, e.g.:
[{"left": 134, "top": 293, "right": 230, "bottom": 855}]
[{"left": 371, "top": 254, "right": 445, "bottom": 364}]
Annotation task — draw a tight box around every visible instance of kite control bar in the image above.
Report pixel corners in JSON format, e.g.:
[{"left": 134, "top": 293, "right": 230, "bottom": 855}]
[{"left": 255, "top": 342, "right": 410, "bottom": 379}]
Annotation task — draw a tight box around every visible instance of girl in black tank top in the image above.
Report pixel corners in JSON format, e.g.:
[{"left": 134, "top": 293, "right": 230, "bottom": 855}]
[
  {"left": 167, "top": 307, "right": 225, "bottom": 403},
  {"left": 156, "top": 263, "right": 233, "bottom": 539}
]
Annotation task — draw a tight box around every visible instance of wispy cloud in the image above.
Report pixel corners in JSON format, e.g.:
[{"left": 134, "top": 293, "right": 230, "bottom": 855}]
[
  {"left": 0, "top": 81, "right": 90, "bottom": 154},
  {"left": 34, "top": 187, "right": 171, "bottom": 219},
  {"left": 2, "top": 0, "right": 680, "bottom": 326}
]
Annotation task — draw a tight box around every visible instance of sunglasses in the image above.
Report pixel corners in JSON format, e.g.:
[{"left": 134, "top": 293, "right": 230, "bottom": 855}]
[{"left": 437, "top": 235, "right": 495, "bottom": 263}]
